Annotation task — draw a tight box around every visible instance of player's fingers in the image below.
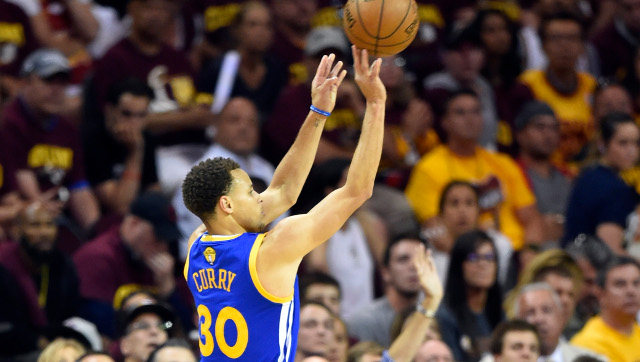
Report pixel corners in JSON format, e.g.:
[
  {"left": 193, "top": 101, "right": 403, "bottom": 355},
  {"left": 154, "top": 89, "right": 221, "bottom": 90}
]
[
  {"left": 371, "top": 58, "right": 382, "bottom": 77},
  {"left": 335, "top": 69, "right": 347, "bottom": 88},
  {"left": 329, "top": 60, "right": 343, "bottom": 78},
  {"left": 361, "top": 48, "right": 370, "bottom": 72},
  {"left": 351, "top": 45, "right": 360, "bottom": 71},
  {"left": 315, "top": 54, "right": 327, "bottom": 79},
  {"left": 325, "top": 53, "right": 335, "bottom": 76}
]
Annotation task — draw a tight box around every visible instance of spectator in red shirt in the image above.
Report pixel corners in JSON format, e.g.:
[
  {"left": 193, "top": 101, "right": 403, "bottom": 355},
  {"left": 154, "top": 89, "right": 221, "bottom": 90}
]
[
  {"left": 0, "top": 49, "right": 100, "bottom": 237},
  {"left": 73, "top": 191, "right": 182, "bottom": 338}
]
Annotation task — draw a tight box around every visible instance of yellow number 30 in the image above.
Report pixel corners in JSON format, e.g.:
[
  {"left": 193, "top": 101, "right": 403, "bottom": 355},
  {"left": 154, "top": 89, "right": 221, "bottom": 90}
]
[{"left": 198, "top": 304, "right": 249, "bottom": 358}]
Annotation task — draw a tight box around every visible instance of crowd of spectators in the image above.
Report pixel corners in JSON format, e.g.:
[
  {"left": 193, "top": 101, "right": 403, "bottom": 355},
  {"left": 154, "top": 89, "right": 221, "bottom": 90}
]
[{"left": 1, "top": 0, "right": 640, "bottom": 361}]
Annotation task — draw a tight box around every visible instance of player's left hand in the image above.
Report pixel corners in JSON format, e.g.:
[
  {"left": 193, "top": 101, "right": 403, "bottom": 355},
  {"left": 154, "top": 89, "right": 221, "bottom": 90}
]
[{"left": 311, "top": 53, "right": 347, "bottom": 115}]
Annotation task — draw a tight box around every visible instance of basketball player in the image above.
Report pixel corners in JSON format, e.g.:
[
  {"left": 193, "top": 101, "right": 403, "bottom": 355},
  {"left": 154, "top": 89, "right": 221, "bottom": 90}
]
[{"left": 181, "top": 46, "right": 387, "bottom": 360}]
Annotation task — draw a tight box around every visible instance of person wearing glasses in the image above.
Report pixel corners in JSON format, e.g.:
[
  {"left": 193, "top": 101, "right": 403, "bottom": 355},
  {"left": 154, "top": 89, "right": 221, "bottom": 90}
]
[
  {"left": 83, "top": 78, "right": 159, "bottom": 216},
  {"left": 119, "top": 301, "right": 175, "bottom": 362},
  {"left": 437, "top": 230, "right": 504, "bottom": 361}
]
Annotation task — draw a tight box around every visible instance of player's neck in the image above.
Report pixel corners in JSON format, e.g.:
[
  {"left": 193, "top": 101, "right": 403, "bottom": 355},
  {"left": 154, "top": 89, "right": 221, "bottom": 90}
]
[{"left": 205, "top": 218, "right": 246, "bottom": 236}]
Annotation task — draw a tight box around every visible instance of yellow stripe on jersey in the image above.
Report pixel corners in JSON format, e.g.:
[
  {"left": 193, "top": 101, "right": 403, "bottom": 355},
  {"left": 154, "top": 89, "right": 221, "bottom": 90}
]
[{"left": 249, "top": 233, "right": 294, "bottom": 304}]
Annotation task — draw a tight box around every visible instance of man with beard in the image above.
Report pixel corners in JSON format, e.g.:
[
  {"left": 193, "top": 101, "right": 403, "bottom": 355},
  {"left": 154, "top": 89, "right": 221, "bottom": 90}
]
[
  {"left": 346, "top": 235, "right": 424, "bottom": 347},
  {"left": 516, "top": 101, "right": 572, "bottom": 244},
  {"left": 571, "top": 256, "right": 640, "bottom": 361},
  {"left": 0, "top": 202, "right": 80, "bottom": 354}
]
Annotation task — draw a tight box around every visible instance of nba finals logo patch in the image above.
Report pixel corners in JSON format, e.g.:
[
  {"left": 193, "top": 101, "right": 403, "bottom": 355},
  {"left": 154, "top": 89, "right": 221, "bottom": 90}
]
[{"left": 204, "top": 247, "right": 216, "bottom": 265}]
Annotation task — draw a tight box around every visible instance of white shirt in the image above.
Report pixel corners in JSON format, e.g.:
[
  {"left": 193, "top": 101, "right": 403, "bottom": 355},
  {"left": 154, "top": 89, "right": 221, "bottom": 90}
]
[
  {"left": 538, "top": 343, "right": 563, "bottom": 362},
  {"left": 172, "top": 144, "right": 283, "bottom": 259}
]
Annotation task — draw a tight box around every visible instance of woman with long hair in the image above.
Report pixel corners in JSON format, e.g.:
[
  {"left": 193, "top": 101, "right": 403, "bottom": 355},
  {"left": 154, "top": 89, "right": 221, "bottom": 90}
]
[{"left": 437, "top": 230, "right": 503, "bottom": 361}]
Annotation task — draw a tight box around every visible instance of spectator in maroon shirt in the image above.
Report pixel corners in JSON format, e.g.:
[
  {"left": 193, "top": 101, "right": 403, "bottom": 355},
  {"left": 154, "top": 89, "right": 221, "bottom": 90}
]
[
  {"left": 0, "top": 49, "right": 100, "bottom": 235},
  {"left": 84, "top": 78, "right": 159, "bottom": 216},
  {"left": 0, "top": 202, "right": 81, "bottom": 356},
  {"left": 269, "top": 0, "right": 318, "bottom": 83},
  {"left": 591, "top": 0, "right": 640, "bottom": 81},
  {"left": 73, "top": 191, "right": 182, "bottom": 338},
  {"left": 88, "top": 0, "right": 215, "bottom": 193},
  {"left": 0, "top": 0, "right": 39, "bottom": 100}
]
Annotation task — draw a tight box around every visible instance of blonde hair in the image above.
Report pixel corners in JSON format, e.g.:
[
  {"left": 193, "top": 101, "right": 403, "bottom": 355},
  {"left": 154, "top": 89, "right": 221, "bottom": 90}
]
[
  {"left": 38, "top": 338, "right": 86, "bottom": 362},
  {"left": 504, "top": 249, "right": 583, "bottom": 318}
]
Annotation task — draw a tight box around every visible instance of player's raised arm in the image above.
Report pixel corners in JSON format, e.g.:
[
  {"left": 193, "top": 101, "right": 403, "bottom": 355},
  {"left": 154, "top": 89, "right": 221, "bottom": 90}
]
[
  {"left": 259, "top": 54, "right": 346, "bottom": 224},
  {"left": 261, "top": 46, "right": 386, "bottom": 270}
]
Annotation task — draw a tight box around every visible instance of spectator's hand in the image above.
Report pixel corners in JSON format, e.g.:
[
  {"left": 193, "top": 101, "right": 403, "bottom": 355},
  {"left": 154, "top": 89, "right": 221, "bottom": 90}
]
[
  {"left": 352, "top": 46, "right": 386, "bottom": 103},
  {"left": 39, "top": 187, "right": 65, "bottom": 216},
  {"left": 311, "top": 53, "right": 347, "bottom": 114},
  {"left": 413, "top": 244, "right": 443, "bottom": 311},
  {"left": 146, "top": 252, "right": 176, "bottom": 297},
  {"left": 111, "top": 121, "right": 144, "bottom": 152}
]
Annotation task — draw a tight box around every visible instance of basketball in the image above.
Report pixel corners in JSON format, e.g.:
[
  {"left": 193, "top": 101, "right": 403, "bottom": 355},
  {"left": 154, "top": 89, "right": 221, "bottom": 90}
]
[{"left": 342, "top": 0, "right": 419, "bottom": 57}]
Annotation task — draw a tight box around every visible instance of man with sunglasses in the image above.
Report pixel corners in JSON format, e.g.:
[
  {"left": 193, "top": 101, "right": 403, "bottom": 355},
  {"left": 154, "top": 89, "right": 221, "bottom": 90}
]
[
  {"left": 0, "top": 49, "right": 100, "bottom": 237},
  {"left": 84, "top": 78, "right": 159, "bottom": 215}
]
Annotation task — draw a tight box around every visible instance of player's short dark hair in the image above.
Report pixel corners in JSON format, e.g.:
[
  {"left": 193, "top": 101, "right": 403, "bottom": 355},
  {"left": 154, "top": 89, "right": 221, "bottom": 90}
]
[
  {"left": 106, "top": 77, "right": 154, "bottom": 106},
  {"left": 383, "top": 233, "right": 426, "bottom": 267},
  {"left": 443, "top": 89, "right": 479, "bottom": 116},
  {"left": 299, "top": 272, "right": 341, "bottom": 300},
  {"left": 596, "top": 255, "right": 640, "bottom": 288},
  {"left": 490, "top": 320, "right": 540, "bottom": 356},
  {"left": 539, "top": 12, "right": 585, "bottom": 42},
  {"left": 182, "top": 157, "right": 241, "bottom": 220},
  {"left": 147, "top": 338, "right": 194, "bottom": 362}
]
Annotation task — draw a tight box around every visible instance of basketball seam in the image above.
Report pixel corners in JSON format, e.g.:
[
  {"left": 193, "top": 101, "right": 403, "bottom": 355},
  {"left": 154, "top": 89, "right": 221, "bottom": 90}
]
[
  {"left": 374, "top": 0, "right": 385, "bottom": 55},
  {"left": 343, "top": 29, "right": 417, "bottom": 48},
  {"left": 355, "top": 0, "right": 377, "bottom": 39},
  {"left": 378, "top": 0, "right": 413, "bottom": 39}
]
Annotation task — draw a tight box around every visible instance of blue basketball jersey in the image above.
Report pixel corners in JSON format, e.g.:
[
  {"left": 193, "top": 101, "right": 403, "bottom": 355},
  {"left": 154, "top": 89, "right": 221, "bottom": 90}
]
[{"left": 185, "top": 232, "right": 299, "bottom": 361}]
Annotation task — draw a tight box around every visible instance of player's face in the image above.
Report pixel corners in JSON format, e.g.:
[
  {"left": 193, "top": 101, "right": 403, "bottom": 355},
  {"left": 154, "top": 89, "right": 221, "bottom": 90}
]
[
  {"left": 496, "top": 331, "right": 540, "bottom": 362},
  {"left": 228, "top": 169, "right": 265, "bottom": 232},
  {"left": 305, "top": 284, "right": 340, "bottom": 315},
  {"left": 121, "top": 313, "right": 169, "bottom": 362},
  {"left": 298, "top": 305, "right": 334, "bottom": 357},
  {"left": 384, "top": 240, "right": 421, "bottom": 296}
]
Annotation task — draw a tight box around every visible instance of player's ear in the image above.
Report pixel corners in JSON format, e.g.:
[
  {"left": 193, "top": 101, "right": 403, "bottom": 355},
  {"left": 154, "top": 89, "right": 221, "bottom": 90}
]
[{"left": 219, "top": 195, "right": 233, "bottom": 214}]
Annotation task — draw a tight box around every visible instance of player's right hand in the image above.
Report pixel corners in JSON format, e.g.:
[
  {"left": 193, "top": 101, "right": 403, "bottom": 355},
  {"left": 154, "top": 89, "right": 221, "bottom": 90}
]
[{"left": 352, "top": 46, "right": 387, "bottom": 103}]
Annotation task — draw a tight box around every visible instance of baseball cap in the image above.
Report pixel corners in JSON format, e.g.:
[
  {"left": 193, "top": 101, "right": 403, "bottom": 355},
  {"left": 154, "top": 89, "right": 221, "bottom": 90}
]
[
  {"left": 20, "top": 49, "right": 71, "bottom": 79},
  {"left": 119, "top": 301, "right": 175, "bottom": 337},
  {"left": 514, "top": 101, "right": 556, "bottom": 131},
  {"left": 130, "top": 191, "right": 182, "bottom": 242},
  {"left": 305, "top": 26, "right": 350, "bottom": 58}
]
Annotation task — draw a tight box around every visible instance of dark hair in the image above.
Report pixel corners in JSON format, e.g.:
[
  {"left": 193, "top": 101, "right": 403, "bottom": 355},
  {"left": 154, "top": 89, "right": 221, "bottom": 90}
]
[
  {"left": 76, "top": 352, "right": 114, "bottom": 362},
  {"left": 315, "top": 158, "right": 352, "bottom": 191},
  {"left": 539, "top": 12, "right": 585, "bottom": 42},
  {"left": 490, "top": 320, "right": 540, "bottom": 355},
  {"left": 182, "top": 157, "right": 241, "bottom": 220},
  {"left": 596, "top": 255, "right": 640, "bottom": 288},
  {"left": 438, "top": 180, "right": 479, "bottom": 214},
  {"left": 599, "top": 112, "right": 636, "bottom": 146},
  {"left": 146, "top": 338, "right": 194, "bottom": 362},
  {"left": 299, "top": 272, "right": 341, "bottom": 300},
  {"left": 106, "top": 77, "right": 154, "bottom": 106},
  {"left": 572, "top": 356, "right": 605, "bottom": 362},
  {"left": 383, "top": 233, "right": 426, "bottom": 267},
  {"left": 300, "top": 300, "right": 335, "bottom": 317},
  {"left": 443, "top": 89, "right": 479, "bottom": 116},
  {"left": 469, "top": 9, "right": 523, "bottom": 86},
  {"left": 444, "top": 230, "right": 503, "bottom": 350}
]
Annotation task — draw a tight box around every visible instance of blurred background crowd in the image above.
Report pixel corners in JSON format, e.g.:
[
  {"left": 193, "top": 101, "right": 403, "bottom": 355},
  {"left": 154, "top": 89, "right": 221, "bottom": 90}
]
[{"left": 0, "top": 0, "right": 640, "bottom": 361}]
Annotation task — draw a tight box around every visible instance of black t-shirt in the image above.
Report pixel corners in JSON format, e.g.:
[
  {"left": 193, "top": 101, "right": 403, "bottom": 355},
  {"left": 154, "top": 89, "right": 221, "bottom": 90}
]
[{"left": 83, "top": 126, "right": 159, "bottom": 190}]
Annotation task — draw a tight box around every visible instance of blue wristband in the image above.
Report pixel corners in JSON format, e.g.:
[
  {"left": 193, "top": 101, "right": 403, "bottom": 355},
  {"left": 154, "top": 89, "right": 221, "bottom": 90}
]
[{"left": 310, "top": 105, "right": 331, "bottom": 117}]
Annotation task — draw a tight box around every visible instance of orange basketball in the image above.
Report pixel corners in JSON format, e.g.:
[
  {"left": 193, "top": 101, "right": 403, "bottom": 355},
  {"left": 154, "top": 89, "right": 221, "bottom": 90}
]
[{"left": 342, "top": 0, "right": 419, "bottom": 57}]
